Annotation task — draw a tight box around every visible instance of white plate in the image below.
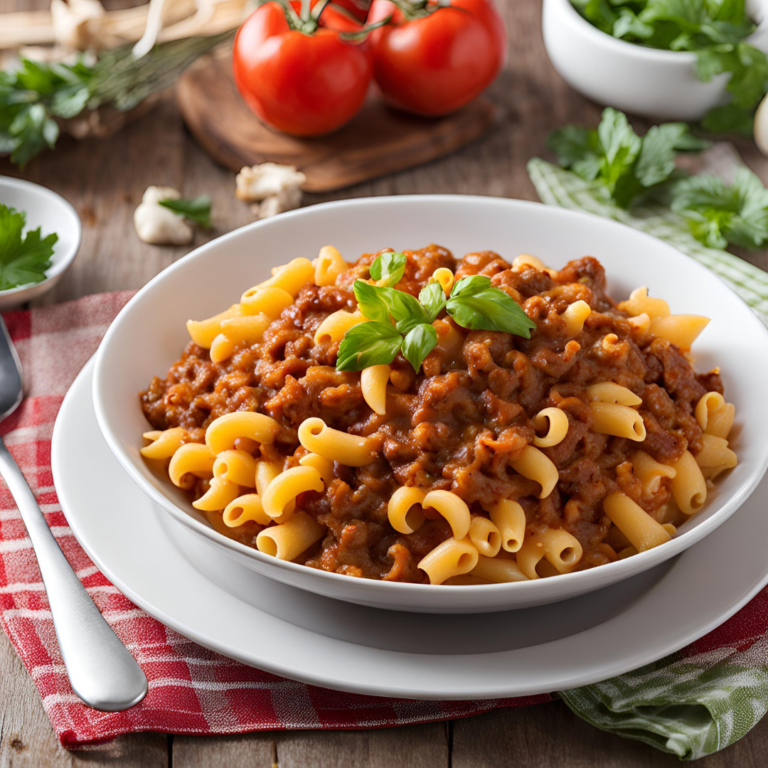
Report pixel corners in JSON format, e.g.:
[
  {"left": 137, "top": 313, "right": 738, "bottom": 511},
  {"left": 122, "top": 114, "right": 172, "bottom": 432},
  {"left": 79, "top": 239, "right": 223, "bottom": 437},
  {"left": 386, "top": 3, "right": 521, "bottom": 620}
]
[
  {"left": 91, "top": 195, "right": 768, "bottom": 613},
  {"left": 52, "top": 359, "right": 768, "bottom": 699},
  {"left": 0, "top": 176, "right": 81, "bottom": 310}
]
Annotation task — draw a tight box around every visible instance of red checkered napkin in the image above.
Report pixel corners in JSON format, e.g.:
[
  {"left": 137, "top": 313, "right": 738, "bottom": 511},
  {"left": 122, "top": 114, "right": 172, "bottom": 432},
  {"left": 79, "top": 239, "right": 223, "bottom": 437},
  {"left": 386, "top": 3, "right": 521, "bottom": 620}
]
[{"left": 0, "top": 293, "right": 546, "bottom": 748}]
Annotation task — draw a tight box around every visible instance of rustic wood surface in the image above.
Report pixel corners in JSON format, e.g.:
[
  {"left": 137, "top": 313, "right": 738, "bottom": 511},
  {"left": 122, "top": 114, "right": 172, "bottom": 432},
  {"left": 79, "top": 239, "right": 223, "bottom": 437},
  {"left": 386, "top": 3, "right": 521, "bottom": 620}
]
[
  {"left": 2, "top": 0, "right": 768, "bottom": 764},
  {"left": 176, "top": 55, "right": 502, "bottom": 192}
]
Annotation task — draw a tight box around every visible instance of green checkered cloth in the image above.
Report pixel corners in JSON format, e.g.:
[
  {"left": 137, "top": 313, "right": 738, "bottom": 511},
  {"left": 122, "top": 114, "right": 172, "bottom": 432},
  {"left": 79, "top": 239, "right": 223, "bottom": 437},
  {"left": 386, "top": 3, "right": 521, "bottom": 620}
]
[{"left": 528, "top": 157, "right": 768, "bottom": 760}]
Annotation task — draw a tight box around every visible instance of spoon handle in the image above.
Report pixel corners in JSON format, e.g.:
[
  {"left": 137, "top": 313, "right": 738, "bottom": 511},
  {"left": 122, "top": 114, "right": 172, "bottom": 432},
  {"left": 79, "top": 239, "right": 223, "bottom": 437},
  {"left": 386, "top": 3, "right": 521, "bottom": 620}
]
[{"left": 0, "top": 438, "right": 147, "bottom": 711}]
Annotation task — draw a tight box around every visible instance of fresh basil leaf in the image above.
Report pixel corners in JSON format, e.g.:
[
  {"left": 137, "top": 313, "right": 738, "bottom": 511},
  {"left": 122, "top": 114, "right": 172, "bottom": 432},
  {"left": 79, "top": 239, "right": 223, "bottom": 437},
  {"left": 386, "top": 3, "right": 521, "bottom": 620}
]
[
  {"left": 336, "top": 321, "right": 403, "bottom": 371},
  {"left": 402, "top": 323, "right": 438, "bottom": 373},
  {"left": 701, "top": 103, "right": 754, "bottom": 134},
  {"left": 369, "top": 251, "right": 406, "bottom": 287},
  {"left": 447, "top": 278, "right": 536, "bottom": 337},
  {"left": 0, "top": 204, "right": 57, "bottom": 290},
  {"left": 597, "top": 108, "right": 642, "bottom": 190},
  {"left": 419, "top": 281, "right": 447, "bottom": 322},
  {"left": 159, "top": 195, "right": 212, "bottom": 229},
  {"left": 380, "top": 287, "right": 430, "bottom": 334},
  {"left": 353, "top": 280, "right": 391, "bottom": 324}
]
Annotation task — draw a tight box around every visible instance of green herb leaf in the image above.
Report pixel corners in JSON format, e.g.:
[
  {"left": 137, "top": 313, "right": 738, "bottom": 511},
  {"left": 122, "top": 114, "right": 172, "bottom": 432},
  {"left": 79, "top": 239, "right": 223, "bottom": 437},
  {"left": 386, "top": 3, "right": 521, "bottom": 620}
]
[
  {"left": 380, "top": 287, "right": 430, "bottom": 334},
  {"left": 369, "top": 251, "right": 406, "bottom": 287},
  {"left": 446, "top": 276, "right": 536, "bottom": 337},
  {"left": 401, "top": 323, "right": 438, "bottom": 373},
  {"left": 419, "top": 281, "right": 447, "bottom": 322},
  {"left": 547, "top": 107, "right": 709, "bottom": 208},
  {"left": 0, "top": 32, "right": 232, "bottom": 167},
  {"left": 336, "top": 321, "right": 403, "bottom": 371},
  {"left": 569, "top": 0, "right": 768, "bottom": 135},
  {"left": 0, "top": 204, "right": 57, "bottom": 290},
  {"left": 670, "top": 167, "right": 768, "bottom": 249},
  {"left": 353, "top": 280, "right": 391, "bottom": 324},
  {"left": 159, "top": 195, "right": 212, "bottom": 228}
]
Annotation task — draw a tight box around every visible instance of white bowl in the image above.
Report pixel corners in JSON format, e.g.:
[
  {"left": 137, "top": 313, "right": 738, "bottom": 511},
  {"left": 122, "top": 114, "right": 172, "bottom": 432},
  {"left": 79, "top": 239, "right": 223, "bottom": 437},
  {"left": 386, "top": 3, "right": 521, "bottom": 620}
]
[
  {"left": 92, "top": 196, "right": 768, "bottom": 613},
  {"left": 0, "top": 177, "right": 81, "bottom": 310},
  {"left": 542, "top": 0, "right": 768, "bottom": 121}
]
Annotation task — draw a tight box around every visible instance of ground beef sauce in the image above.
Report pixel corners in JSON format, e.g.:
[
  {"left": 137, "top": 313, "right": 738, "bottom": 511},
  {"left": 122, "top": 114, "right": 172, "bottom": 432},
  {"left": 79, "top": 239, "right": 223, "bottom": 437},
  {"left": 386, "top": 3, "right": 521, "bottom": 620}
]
[{"left": 141, "top": 246, "right": 722, "bottom": 582}]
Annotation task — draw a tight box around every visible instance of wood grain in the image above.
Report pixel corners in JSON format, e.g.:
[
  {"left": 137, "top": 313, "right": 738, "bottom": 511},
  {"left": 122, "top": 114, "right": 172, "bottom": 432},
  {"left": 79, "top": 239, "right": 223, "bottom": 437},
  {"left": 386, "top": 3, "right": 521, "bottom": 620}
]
[
  {"left": 176, "top": 55, "right": 503, "bottom": 192},
  {"left": 2, "top": 0, "right": 768, "bottom": 763}
]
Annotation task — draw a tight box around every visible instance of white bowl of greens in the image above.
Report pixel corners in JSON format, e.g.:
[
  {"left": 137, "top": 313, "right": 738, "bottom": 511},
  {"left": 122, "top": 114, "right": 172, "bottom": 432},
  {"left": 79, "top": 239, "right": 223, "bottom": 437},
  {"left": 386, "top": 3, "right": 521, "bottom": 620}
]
[
  {"left": 542, "top": 0, "right": 768, "bottom": 126},
  {"left": 0, "top": 177, "right": 81, "bottom": 310}
]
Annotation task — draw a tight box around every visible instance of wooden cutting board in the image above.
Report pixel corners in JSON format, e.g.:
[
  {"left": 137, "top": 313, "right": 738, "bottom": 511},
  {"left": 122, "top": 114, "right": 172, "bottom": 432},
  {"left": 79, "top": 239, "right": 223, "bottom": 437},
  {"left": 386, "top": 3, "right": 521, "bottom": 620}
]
[{"left": 176, "top": 56, "right": 503, "bottom": 193}]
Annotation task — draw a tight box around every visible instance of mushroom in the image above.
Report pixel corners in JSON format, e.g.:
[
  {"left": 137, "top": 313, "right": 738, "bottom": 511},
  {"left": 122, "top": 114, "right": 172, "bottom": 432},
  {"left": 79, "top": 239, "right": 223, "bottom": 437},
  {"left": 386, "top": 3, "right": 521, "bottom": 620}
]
[{"left": 134, "top": 185, "right": 194, "bottom": 245}]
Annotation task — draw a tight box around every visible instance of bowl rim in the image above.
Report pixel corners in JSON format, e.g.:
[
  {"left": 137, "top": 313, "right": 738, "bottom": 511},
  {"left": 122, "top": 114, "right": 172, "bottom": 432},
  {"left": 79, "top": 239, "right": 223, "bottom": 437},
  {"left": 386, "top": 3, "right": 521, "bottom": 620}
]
[
  {"left": 549, "top": 0, "right": 768, "bottom": 65},
  {"left": 0, "top": 176, "right": 82, "bottom": 297},
  {"left": 93, "top": 194, "right": 768, "bottom": 598}
]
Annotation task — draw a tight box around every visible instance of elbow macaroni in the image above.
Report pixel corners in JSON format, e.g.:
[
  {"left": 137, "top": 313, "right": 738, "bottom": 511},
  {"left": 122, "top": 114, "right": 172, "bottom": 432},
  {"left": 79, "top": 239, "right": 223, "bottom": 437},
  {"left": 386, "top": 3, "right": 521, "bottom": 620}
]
[
  {"left": 510, "top": 446, "right": 558, "bottom": 499},
  {"left": 532, "top": 407, "right": 569, "bottom": 448},
  {"left": 261, "top": 465, "right": 324, "bottom": 520},
  {"left": 257, "top": 511, "right": 325, "bottom": 561},
  {"left": 388, "top": 487, "right": 427, "bottom": 535},
  {"left": 650, "top": 315, "right": 710, "bottom": 349},
  {"left": 314, "top": 310, "right": 367, "bottom": 345},
  {"left": 418, "top": 537, "right": 479, "bottom": 585},
  {"left": 298, "top": 417, "right": 376, "bottom": 467},
  {"left": 670, "top": 450, "right": 708, "bottom": 515},
  {"left": 205, "top": 412, "right": 279, "bottom": 455},
  {"left": 422, "top": 490, "right": 471, "bottom": 540},
  {"left": 361, "top": 364, "right": 389, "bottom": 415},
  {"left": 603, "top": 492, "right": 671, "bottom": 552},
  {"left": 487, "top": 499, "right": 526, "bottom": 552},
  {"left": 589, "top": 402, "right": 646, "bottom": 441},
  {"left": 314, "top": 246, "right": 347, "bottom": 287}
]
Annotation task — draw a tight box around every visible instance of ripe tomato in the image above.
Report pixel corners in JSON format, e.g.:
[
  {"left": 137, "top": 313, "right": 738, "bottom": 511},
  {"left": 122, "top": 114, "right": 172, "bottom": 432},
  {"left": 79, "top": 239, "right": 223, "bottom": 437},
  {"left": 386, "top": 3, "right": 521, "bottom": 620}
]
[
  {"left": 233, "top": 2, "right": 374, "bottom": 136},
  {"left": 368, "top": 0, "right": 507, "bottom": 117}
]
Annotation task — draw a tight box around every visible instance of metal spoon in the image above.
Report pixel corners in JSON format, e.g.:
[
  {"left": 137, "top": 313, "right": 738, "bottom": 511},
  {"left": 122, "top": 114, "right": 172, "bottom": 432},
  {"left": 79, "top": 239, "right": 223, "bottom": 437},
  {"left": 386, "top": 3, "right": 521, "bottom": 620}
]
[{"left": 0, "top": 317, "right": 147, "bottom": 711}]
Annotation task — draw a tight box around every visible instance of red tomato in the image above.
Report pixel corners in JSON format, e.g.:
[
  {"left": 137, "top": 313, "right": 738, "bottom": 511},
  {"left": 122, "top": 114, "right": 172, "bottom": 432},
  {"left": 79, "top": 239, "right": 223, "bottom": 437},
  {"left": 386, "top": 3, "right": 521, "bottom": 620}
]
[
  {"left": 233, "top": 2, "right": 373, "bottom": 136},
  {"left": 368, "top": 0, "right": 506, "bottom": 117}
]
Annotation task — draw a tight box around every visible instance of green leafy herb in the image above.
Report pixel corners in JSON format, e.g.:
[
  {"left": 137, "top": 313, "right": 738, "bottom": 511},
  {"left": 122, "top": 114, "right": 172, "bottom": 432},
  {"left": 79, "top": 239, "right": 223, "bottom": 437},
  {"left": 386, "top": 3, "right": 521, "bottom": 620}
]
[
  {"left": 337, "top": 267, "right": 535, "bottom": 374},
  {"left": 0, "top": 204, "right": 57, "bottom": 290},
  {"left": 670, "top": 167, "right": 768, "bottom": 249},
  {"left": 159, "top": 195, "right": 212, "bottom": 229},
  {"left": 447, "top": 276, "right": 537, "bottom": 336},
  {"left": 569, "top": 0, "right": 768, "bottom": 133},
  {"left": 336, "top": 321, "right": 403, "bottom": 371},
  {"left": 0, "top": 32, "right": 232, "bottom": 167},
  {"left": 419, "top": 281, "right": 447, "bottom": 322},
  {"left": 402, "top": 323, "right": 438, "bottom": 373},
  {"left": 353, "top": 280, "right": 391, "bottom": 324},
  {"left": 369, "top": 251, "right": 407, "bottom": 287},
  {"left": 547, "top": 108, "right": 709, "bottom": 208}
]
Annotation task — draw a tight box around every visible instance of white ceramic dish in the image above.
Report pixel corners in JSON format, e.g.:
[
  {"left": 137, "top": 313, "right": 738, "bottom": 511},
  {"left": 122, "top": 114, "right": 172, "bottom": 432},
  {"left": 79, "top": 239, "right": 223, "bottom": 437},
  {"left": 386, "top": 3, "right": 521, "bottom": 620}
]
[
  {"left": 542, "top": 0, "right": 768, "bottom": 121},
  {"left": 92, "top": 195, "right": 768, "bottom": 614},
  {"left": 56, "top": 360, "right": 768, "bottom": 699},
  {"left": 0, "top": 177, "right": 81, "bottom": 310}
]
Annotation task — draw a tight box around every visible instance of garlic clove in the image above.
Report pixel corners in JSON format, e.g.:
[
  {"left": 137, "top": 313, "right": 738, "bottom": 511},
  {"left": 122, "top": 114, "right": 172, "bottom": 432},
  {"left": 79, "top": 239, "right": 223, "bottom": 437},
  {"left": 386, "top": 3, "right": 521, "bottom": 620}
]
[
  {"left": 134, "top": 202, "right": 193, "bottom": 245},
  {"left": 755, "top": 93, "right": 768, "bottom": 157},
  {"left": 236, "top": 163, "right": 306, "bottom": 202}
]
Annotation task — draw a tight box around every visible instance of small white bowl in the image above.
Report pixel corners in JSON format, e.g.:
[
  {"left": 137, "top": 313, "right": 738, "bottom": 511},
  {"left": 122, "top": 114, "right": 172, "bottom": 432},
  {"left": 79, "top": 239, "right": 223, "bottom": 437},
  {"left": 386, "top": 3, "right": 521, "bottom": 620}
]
[
  {"left": 93, "top": 196, "right": 768, "bottom": 614},
  {"left": 543, "top": 0, "right": 768, "bottom": 121},
  {"left": 0, "top": 177, "right": 81, "bottom": 310}
]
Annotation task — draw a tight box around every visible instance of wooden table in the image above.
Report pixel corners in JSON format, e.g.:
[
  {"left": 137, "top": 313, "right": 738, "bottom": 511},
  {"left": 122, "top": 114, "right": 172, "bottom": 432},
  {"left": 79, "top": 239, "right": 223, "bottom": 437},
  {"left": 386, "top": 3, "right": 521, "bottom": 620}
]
[{"left": 2, "top": 0, "right": 768, "bottom": 764}]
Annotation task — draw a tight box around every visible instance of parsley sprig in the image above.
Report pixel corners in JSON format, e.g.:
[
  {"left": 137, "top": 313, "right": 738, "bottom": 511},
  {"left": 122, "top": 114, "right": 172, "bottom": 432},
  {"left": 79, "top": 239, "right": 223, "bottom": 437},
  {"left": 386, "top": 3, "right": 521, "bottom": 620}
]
[
  {"left": 547, "top": 108, "right": 709, "bottom": 208},
  {"left": 671, "top": 167, "right": 768, "bottom": 249},
  {"left": 336, "top": 253, "right": 536, "bottom": 373},
  {"left": 0, "top": 204, "right": 57, "bottom": 290},
  {"left": 570, "top": 0, "right": 768, "bottom": 134}
]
